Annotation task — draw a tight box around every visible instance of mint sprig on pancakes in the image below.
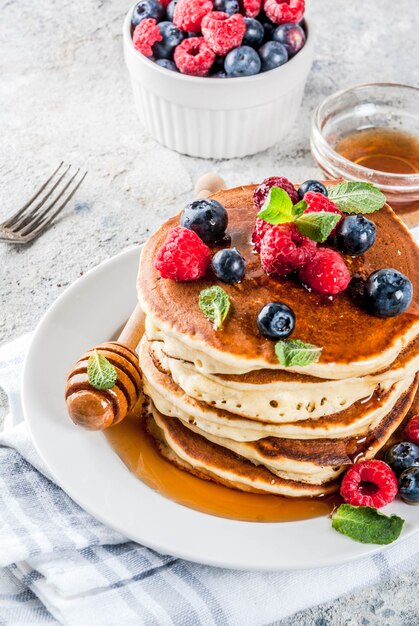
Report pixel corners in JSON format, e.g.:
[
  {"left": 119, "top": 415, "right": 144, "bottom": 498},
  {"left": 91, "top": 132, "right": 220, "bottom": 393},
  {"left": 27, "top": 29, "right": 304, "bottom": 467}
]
[
  {"left": 294, "top": 212, "right": 341, "bottom": 243},
  {"left": 257, "top": 187, "right": 307, "bottom": 224},
  {"left": 257, "top": 187, "right": 338, "bottom": 243},
  {"left": 257, "top": 182, "right": 385, "bottom": 243},
  {"left": 199, "top": 286, "right": 231, "bottom": 330},
  {"left": 328, "top": 182, "right": 386, "bottom": 214},
  {"left": 275, "top": 339, "right": 322, "bottom": 367}
]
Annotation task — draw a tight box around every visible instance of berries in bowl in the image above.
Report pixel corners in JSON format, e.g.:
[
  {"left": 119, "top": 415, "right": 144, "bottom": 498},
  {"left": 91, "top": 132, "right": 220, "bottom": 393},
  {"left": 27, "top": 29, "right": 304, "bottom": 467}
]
[
  {"left": 123, "top": 1, "right": 313, "bottom": 158},
  {"left": 130, "top": 0, "right": 306, "bottom": 77}
]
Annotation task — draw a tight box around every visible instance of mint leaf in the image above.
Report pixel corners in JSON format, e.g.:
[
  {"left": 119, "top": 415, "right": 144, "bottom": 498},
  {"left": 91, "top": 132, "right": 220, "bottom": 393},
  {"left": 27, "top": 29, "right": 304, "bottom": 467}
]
[
  {"left": 328, "top": 182, "right": 386, "bottom": 214},
  {"left": 292, "top": 199, "right": 307, "bottom": 217},
  {"left": 199, "top": 286, "right": 231, "bottom": 330},
  {"left": 87, "top": 350, "right": 117, "bottom": 390},
  {"left": 295, "top": 211, "right": 341, "bottom": 243},
  {"left": 275, "top": 339, "right": 322, "bottom": 367},
  {"left": 332, "top": 504, "right": 404, "bottom": 545},
  {"left": 257, "top": 187, "right": 296, "bottom": 225}
]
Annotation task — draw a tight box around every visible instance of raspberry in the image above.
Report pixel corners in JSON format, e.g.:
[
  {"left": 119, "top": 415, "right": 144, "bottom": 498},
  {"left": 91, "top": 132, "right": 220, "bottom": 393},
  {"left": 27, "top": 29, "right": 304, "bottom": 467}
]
[
  {"left": 252, "top": 217, "right": 272, "bottom": 252},
  {"left": 405, "top": 415, "right": 419, "bottom": 446},
  {"left": 260, "top": 223, "right": 316, "bottom": 277},
  {"left": 304, "top": 191, "right": 343, "bottom": 236},
  {"left": 253, "top": 176, "right": 299, "bottom": 211},
  {"left": 174, "top": 37, "right": 216, "bottom": 76},
  {"left": 201, "top": 12, "right": 246, "bottom": 55},
  {"left": 241, "top": 0, "right": 262, "bottom": 18},
  {"left": 299, "top": 248, "right": 350, "bottom": 295},
  {"left": 173, "top": 0, "right": 213, "bottom": 33},
  {"left": 340, "top": 460, "right": 398, "bottom": 508},
  {"left": 263, "top": 0, "right": 305, "bottom": 25},
  {"left": 133, "top": 18, "right": 163, "bottom": 57},
  {"left": 155, "top": 226, "right": 211, "bottom": 281}
]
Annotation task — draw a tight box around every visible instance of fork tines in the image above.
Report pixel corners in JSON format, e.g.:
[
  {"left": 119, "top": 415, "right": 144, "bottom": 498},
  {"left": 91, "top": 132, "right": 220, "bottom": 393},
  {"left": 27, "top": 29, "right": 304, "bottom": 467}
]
[{"left": 0, "top": 163, "right": 87, "bottom": 243}]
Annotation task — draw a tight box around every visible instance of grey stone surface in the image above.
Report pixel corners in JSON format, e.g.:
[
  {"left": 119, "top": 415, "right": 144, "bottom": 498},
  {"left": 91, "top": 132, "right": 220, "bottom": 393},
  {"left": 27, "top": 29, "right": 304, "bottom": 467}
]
[
  {"left": 275, "top": 570, "right": 419, "bottom": 626},
  {"left": 0, "top": 0, "right": 418, "bottom": 623}
]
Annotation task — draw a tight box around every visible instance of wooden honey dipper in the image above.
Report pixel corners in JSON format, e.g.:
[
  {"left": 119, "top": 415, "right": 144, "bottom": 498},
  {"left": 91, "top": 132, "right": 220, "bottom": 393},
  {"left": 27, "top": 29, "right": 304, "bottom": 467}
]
[
  {"left": 65, "top": 172, "right": 226, "bottom": 430},
  {"left": 65, "top": 304, "right": 145, "bottom": 430}
]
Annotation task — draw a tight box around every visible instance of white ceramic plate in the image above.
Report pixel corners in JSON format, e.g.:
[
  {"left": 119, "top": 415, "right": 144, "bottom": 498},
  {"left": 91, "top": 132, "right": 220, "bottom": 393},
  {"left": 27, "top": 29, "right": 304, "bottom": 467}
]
[{"left": 22, "top": 247, "right": 419, "bottom": 571}]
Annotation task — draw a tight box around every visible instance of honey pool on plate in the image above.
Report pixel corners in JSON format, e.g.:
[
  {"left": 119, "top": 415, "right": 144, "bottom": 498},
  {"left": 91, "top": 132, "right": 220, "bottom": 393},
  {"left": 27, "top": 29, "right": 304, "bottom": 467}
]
[
  {"left": 105, "top": 413, "right": 339, "bottom": 523},
  {"left": 335, "top": 128, "right": 419, "bottom": 175}
]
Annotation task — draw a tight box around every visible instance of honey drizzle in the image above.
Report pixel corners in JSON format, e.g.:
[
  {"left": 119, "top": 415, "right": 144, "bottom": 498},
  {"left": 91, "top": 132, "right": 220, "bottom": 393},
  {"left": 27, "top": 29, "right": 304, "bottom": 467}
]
[{"left": 105, "top": 413, "right": 340, "bottom": 523}]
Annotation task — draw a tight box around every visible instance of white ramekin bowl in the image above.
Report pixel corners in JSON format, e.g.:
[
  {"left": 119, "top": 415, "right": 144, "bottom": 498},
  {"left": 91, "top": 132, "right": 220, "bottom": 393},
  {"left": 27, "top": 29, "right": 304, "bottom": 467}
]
[{"left": 123, "top": 6, "right": 314, "bottom": 159}]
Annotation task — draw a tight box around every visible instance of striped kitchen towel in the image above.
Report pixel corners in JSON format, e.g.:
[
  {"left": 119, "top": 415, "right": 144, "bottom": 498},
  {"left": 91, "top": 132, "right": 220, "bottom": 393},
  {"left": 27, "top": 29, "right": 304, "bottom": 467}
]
[{"left": 1, "top": 334, "right": 419, "bottom": 626}]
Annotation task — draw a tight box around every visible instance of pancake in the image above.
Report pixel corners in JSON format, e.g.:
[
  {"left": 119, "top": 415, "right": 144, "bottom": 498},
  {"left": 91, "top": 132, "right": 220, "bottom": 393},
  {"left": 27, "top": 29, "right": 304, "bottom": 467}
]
[
  {"left": 137, "top": 181, "right": 419, "bottom": 499},
  {"left": 157, "top": 341, "right": 419, "bottom": 422},
  {"left": 138, "top": 185, "right": 419, "bottom": 379},
  {"left": 175, "top": 374, "right": 418, "bottom": 484},
  {"left": 147, "top": 319, "right": 419, "bottom": 383},
  {"left": 145, "top": 407, "right": 339, "bottom": 497},
  {"left": 146, "top": 372, "right": 418, "bottom": 487},
  {"left": 139, "top": 337, "right": 416, "bottom": 441}
]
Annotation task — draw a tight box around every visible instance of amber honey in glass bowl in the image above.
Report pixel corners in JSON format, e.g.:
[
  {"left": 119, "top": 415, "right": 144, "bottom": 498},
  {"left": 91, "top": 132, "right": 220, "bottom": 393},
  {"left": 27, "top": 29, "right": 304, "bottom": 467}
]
[
  {"left": 311, "top": 83, "right": 419, "bottom": 226},
  {"left": 335, "top": 128, "right": 419, "bottom": 176}
]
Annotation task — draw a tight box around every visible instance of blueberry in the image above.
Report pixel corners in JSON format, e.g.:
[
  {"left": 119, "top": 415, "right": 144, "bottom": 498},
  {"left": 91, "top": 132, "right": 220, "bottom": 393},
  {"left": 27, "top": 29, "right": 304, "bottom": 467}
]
[
  {"left": 155, "top": 58, "right": 178, "bottom": 71},
  {"left": 297, "top": 179, "right": 328, "bottom": 199},
  {"left": 212, "top": 55, "right": 226, "bottom": 73},
  {"left": 212, "top": 71, "right": 227, "bottom": 78},
  {"left": 257, "top": 302, "right": 295, "bottom": 340},
  {"left": 335, "top": 215, "right": 376, "bottom": 256},
  {"left": 213, "top": 0, "right": 240, "bottom": 14},
  {"left": 258, "top": 41, "right": 288, "bottom": 72},
  {"left": 259, "top": 13, "right": 276, "bottom": 43},
  {"left": 211, "top": 248, "right": 246, "bottom": 283},
  {"left": 153, "top": 21, "right": 184, "bottom": 60},
  {"left": 398, "top": 467, "right": 419, "bottom": 504},
  {"left": 364, "top": 268, "right": 413, "bottom": 318},
  {"left": 132, "top": 0, "right": 165, "bottom": 26},
  {"left": 224, "top": 46, "right": 261, "bottom": 77},
  {"left": 180, "top": 199, "right": 228, "bottom": 244},
  {"left": 242, "top": 18, "right": 264, "bottom": 48},
  {"left": 273, "top": 23, "right": 306, "bottom": 57},
  {"left": 385, "top": 441, "right": 419, "bottom": 476},
  {"left": 165, "top": 0, "right": 178, "bottom": 21}
]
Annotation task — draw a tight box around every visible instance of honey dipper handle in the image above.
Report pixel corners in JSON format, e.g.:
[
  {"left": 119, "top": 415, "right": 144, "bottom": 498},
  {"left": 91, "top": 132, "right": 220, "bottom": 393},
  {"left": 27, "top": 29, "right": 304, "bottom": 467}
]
[
  {"left": 194, "top": 172, "right": 226, "bottom": 199},
  {"left": 117, "top": 302, "right": 145, "bottom": 350}
]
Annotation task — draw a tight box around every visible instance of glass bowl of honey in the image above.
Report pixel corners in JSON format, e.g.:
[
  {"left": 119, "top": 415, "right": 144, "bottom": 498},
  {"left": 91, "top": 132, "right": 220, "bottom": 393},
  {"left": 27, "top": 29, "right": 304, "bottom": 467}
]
[{"left": 311, "top": 83, "right": 419, "bottom": 224}]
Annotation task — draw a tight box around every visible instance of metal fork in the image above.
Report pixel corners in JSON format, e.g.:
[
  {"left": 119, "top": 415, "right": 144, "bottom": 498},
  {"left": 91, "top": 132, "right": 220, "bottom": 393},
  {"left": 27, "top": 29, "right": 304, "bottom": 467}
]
[{"left": 0, "top": 163, "right": 87, "bottom": 244}]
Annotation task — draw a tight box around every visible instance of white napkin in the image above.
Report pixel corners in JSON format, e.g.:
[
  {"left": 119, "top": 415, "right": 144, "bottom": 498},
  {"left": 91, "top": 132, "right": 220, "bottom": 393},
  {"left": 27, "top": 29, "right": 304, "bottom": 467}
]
[{"left": 1, "top": 334, "right": 419, "bottom": 626}]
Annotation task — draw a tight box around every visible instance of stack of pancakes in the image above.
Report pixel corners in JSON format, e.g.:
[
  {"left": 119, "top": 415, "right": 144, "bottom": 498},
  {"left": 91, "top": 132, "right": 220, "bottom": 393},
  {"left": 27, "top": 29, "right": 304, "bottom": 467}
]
[{"left": 137, "top": 185, "right": 419, "bottom": 497}]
